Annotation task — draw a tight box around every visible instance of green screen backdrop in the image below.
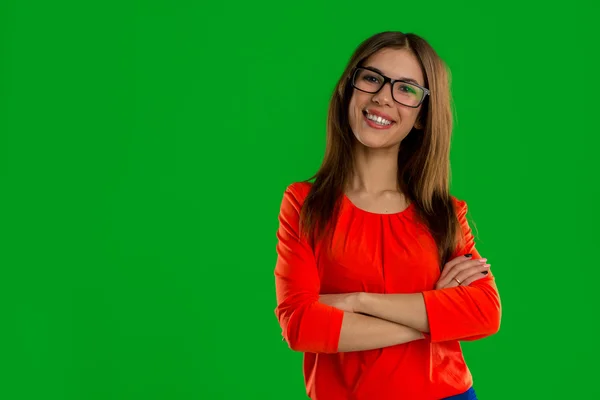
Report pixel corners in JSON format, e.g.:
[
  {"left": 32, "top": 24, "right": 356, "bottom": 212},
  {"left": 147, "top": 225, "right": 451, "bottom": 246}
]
[{"left": 2, "top": 0, "right": 598, "bottom": 399}]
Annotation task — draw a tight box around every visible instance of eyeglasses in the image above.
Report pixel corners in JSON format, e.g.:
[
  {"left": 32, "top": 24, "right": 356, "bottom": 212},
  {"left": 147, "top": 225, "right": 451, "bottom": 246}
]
[{"left": 351, "top": 67, "right": 430, "bottom": 108}]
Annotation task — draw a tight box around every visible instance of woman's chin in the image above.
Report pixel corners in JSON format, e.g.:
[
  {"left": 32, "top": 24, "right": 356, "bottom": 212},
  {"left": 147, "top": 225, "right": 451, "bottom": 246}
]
[{"left": 354, "top": 132, "right": 398, "bottom": 150}]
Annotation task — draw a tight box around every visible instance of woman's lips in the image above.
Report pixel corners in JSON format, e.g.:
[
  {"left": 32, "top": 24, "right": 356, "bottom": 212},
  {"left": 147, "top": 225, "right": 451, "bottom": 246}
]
[{"left": 363, "top": 111, "right": 395, "bottom": 130}]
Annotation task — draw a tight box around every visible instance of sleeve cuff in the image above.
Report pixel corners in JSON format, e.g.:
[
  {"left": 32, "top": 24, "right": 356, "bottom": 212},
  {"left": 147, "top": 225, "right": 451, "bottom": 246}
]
[
  {"left": 422, "top": 289, "right": 445, "bottom": 342},
  {"left": 324, "top": 307, "right": 344, "bottom": 353}
]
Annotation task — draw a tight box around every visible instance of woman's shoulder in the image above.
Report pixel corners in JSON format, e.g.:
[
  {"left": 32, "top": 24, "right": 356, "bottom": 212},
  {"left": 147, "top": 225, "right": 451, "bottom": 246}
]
[
  {"left": 280, "top": 181, "right": 313, "bottom": 208},
  {"left": 449, "top": 195, "right": 471, "bottom": 219},
  {"left": 450, "top": 195, "right": 467, "bottom": 208},
  {"left": 284, "top": 181, "right": 313, "bottom": 199}
]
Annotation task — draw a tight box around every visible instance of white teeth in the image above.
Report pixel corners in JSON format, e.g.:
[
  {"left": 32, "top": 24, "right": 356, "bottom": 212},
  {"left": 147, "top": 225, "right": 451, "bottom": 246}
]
[{"left": 366, "top": 112, "right": 392, "bottom": 126}]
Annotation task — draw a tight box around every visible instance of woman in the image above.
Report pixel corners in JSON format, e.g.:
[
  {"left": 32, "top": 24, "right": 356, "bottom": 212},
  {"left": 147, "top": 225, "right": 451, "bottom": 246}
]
[{"left": 273, "top": 31, "right": 501, "bottom": 400}]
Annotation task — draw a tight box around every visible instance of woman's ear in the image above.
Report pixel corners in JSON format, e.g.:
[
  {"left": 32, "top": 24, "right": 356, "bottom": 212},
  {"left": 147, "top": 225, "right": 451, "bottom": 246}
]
[{"left": 413, "top": 109, "right": 424, "bottom": 130}]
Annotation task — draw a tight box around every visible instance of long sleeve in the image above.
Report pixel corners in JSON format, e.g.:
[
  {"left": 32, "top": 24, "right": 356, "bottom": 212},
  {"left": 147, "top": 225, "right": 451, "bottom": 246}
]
[
  {"left": 422, "top": 199, "right": 502, "bottom": 343},
  {"left": 274, "top": 184, "right": 344, "bottom": 353}
]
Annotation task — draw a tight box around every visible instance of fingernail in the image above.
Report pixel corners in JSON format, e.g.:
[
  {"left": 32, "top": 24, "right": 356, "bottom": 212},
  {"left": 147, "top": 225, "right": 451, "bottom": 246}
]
[
  {"left": 484, "top": 263, "right": 491, "bottom": 268},
  {"left": 464, "top": 253, "right": 472, "bottom": 258},
  {"left": 482, "top": 271, "right": 489, "bottom": 275},
  {"left": 478, "top": 258, "right": 488, "bottom": 263}
]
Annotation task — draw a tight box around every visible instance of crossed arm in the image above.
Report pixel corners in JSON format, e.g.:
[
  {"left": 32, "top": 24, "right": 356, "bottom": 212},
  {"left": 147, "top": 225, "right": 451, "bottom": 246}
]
[
  {"left": 274, "top": 187, "right": 501, "bottom": 354},
  {"left": 279, "top": 258, "right": 500, "bottom": 353},
  {"left": 320, "top": 254, "right": 500, "bottom": 340},
  {"left": 320, "top": 267, "right": 501, "bottom": 345}
]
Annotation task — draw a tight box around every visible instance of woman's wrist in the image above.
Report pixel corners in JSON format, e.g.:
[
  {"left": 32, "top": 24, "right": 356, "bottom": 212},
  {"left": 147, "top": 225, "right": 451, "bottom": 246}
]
[
  {"left": 354, "top": 292, "right": 371, "bottom": 314},
  {"left": 354, "top": 292, "right": 426, "bottom": 341}
]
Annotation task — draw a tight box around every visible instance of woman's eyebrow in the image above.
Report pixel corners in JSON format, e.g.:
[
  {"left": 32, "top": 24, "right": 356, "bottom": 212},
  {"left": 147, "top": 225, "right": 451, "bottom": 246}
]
[{"left": 365, "top": 65, "right": 420, "bottom": 85}]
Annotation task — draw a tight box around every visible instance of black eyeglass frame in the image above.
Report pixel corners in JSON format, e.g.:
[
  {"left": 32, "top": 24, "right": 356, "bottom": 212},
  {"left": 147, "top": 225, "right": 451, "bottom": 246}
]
[{"left": 351, "top": 66, "right": 430, "bottom": 108}]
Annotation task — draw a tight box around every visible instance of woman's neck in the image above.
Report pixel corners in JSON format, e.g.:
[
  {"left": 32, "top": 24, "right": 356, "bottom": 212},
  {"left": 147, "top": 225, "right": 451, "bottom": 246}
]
[{"left": 348, "top": 146, "right": 400, "bottom": 194}]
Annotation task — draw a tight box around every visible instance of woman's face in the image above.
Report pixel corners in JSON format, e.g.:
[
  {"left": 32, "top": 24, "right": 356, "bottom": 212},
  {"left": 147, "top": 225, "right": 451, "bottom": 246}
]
[{"left": 348, "top": 48, "right": 425, "bottom": 149}]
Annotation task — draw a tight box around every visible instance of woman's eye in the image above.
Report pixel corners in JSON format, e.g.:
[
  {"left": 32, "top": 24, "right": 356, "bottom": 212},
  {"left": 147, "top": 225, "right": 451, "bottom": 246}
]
[
  {"left": 398, "top": 84, "right": 416, "bottom": 95},
  {"left": 364, "top": 74, "right": 381, "bottom": 84}
]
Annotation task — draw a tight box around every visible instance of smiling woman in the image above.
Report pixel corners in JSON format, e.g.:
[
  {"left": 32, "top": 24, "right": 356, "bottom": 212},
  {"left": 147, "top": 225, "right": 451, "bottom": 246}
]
[
  {"left": 349, "top": 48, "right": 428, "bottom": 148},
  {"left": 273, "top": 31, "right": 500, "bottom": 400}
]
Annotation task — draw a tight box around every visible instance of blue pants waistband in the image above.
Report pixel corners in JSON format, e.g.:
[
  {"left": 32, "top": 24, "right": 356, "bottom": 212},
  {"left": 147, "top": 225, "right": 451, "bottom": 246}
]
[{"left": 442, "top": 387, "right": 477, "bottom": 400}]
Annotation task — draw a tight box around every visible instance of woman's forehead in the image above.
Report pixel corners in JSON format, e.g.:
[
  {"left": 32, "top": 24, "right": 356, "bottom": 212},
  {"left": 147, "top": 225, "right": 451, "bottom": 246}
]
[{"left": 363, "top": 48, "right": 424, "bottom": 85}]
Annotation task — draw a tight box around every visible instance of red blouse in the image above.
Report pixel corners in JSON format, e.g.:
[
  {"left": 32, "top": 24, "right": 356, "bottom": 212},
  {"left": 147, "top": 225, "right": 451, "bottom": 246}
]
[{"left": 274, "top": 182, "right": 501, "bottom": 400}]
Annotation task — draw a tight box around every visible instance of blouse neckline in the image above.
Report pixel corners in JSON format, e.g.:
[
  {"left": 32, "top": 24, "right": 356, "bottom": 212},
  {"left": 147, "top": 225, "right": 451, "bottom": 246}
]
[{"left": 341, "top": 192, "right": 415, "bottom": 217}]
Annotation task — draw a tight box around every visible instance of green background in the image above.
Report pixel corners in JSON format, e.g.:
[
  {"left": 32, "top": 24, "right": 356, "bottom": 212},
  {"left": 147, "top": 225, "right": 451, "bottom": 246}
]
[{"left": 1, "top": 0, "right": 598, "bottom": 399}]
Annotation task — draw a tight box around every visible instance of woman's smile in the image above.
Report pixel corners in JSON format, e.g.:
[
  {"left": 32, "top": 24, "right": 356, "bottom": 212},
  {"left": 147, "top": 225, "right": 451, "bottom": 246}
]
[{"left": 362, "top": 109, "right": 396, "bottom": 130}]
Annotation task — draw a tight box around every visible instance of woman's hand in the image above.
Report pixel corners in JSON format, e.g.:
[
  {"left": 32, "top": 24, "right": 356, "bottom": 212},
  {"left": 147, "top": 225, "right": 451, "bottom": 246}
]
[
  {"left": 319, "top": 293, "right": 360, "bottom": 313},
  {"left": 436, "top": 254, "right": 491, "bottom": 289}
]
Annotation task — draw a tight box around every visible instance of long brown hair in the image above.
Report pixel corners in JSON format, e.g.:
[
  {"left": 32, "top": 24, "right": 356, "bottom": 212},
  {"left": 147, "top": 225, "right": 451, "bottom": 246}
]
[{"left": 299, "top": 31, "right": 461, "bottom": 267}]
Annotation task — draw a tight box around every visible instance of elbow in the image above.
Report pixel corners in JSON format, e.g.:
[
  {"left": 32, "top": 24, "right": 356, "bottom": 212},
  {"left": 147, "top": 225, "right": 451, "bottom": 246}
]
[
  {"left": 281, "top": 314, "right": 324, "bottom": 353},
  {"left": 475, "top": 286, "right": 502, "bottom": 337},
  {"left": 275, "top": 306, "right": 312, "bottom": 353},
  {"left": 482, "top": 306, "right": 502, "bottom": 337},
  {"left": 285, "top": 335, "right": 307, "bottom": 353},
  {"left": 461, "top": 305, "right": 502, "bottom": 342},
  {"left": 490, "top": 307, "right": 502, "bottom": 335},
  {"left": 281, "top": 322, "right": 316, "bottom": 353},
  {"left": 282, "top": 322, "right": 302, "bottom": 352},
  {"left": 275, "top": 302, "right": 341, "bottom": 354}
]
